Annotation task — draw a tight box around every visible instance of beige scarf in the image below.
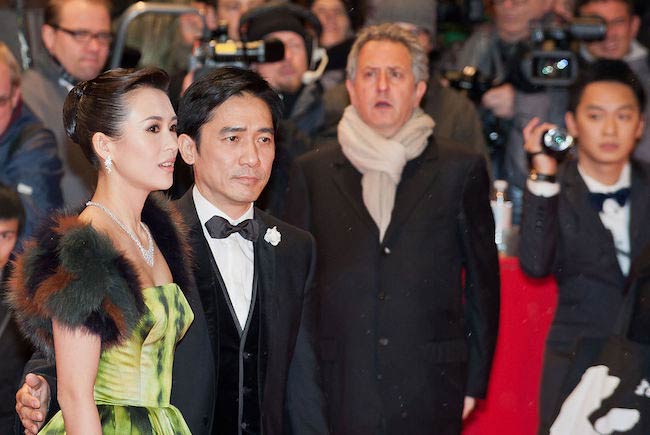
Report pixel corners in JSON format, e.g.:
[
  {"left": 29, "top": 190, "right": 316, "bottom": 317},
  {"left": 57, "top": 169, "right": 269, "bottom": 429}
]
[{"left": 338, "top": 105, "right": 435, "bottom": 241}]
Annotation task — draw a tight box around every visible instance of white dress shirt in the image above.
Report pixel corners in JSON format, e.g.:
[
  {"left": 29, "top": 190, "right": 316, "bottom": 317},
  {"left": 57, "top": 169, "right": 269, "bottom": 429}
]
[
  {"left": 193, "top": 186, "right": 255, "bottom": 329},
  {"left": 578, "top": 163, "right": 631, "bottom": 276},
  {"left": 528, "top": 163, "right": 632, "bottom": 275}
]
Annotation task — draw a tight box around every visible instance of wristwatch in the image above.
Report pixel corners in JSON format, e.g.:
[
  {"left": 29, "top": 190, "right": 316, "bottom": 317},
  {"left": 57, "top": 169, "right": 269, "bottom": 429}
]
[{"left": 529, "top": 170, "right": 557, "bottom": 183}]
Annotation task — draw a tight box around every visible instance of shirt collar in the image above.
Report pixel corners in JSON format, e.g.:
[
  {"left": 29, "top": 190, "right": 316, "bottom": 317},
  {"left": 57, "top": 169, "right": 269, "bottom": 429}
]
[
  {"left": 580, "top": 40, "right": 648, "bottom": 63},
  {"left": 192, "top": 185, "right": 254, "bottom": 227},
  {"left": 578, "top": 162, "right": 631, "bottom": 193}
]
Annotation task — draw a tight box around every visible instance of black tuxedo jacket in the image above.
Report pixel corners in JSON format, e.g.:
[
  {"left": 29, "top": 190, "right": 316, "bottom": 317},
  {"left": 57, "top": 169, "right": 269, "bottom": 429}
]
[
  {"left": 520, "top": 160, "right": 650, "bottom": 351},
  {"left": 284, "top": 138, "right": 500, "bottom": 434},
  {"left": 176, "top": 189, "right": 328, "bottom": 435},
  {"left": 520, "top": 160, "right": 650, "bottom": 429}
]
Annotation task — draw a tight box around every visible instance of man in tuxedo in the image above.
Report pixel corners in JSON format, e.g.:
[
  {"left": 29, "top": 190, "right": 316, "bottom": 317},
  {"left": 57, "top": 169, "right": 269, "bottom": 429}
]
[
  {"left": 519, "top": 59, "right": 650, "bottom": 432},
  {"left": 284, "top": 23, "right": 500, "bottom": 434},
  {"left": 174, "top": 66, "right": 327, "bottom": 434},
  {"left": 15, "top": 67, "right": 328, "bottom": 435}
]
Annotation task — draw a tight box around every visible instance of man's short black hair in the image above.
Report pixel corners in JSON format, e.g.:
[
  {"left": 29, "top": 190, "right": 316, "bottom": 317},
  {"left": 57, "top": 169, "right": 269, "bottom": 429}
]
[
  {"left": 568, "top": 59, "right": 646, "bottom": 112},
  {"left": 177, "top": 67, "right": 282, "bottom": 150},
  {"left": 575, "top": 0, "right": 635, "bottom": 15},
  {"left": 0, "top": 183, "right": 25, "bottom": 235}
]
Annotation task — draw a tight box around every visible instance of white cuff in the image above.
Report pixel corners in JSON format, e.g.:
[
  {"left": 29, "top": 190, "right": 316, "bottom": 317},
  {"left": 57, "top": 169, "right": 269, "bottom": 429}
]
[{"left": 527, "top": 179, "right": 560, "bottom": 197}]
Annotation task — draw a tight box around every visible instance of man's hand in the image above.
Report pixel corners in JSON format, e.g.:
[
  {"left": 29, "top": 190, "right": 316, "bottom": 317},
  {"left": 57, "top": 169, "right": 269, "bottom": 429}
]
[
  {"left": 482, "top": 83, "right": 515, "bottom": 119},
  {"left": 16, "top": 373, "right": 50, "bottom": 435},
  {"left": 462, "top": 396, "right": 477, "bottom": 420},
  {"left": 179, "top": 2, "right": 217, "bottom": 45},
  {"left": 551, "top": 0, "right": 574, "bottom": 22},
  {"left": 523, "top": 117, "right": 560, "bottom": 176}
]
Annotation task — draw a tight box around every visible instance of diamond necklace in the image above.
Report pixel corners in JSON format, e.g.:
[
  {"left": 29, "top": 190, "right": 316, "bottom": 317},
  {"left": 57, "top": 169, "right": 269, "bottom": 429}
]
[{"left": 85, "top": 201, "right": 155, "bottom": 267}]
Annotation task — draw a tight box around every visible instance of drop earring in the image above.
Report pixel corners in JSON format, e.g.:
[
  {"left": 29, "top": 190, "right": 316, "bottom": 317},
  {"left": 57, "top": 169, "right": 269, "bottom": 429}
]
[{"left": 104, "top": 155, "right": 113, "bottom": 174}]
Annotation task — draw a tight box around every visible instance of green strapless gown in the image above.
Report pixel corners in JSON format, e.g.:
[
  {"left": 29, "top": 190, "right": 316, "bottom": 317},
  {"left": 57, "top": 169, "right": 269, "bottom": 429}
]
[{"left": 40, "top": 283, "right": 194, "bottom": 434}]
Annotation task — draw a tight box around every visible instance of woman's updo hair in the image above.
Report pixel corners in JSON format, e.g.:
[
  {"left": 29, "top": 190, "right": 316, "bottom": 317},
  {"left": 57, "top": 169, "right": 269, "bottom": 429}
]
[{"left": 63, "top": 67, "right": 170, "bottom": 168}]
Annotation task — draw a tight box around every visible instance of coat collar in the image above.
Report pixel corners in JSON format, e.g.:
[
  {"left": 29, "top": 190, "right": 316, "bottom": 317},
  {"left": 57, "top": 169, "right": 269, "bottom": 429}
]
[{"left": 331, "top": 137, "right": 440, "bottom": 245}]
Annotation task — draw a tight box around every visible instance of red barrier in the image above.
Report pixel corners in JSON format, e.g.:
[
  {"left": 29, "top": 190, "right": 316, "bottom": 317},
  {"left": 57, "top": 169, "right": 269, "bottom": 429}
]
[{"left": 463, "top": 257, "right": 558, "bottom": 435}]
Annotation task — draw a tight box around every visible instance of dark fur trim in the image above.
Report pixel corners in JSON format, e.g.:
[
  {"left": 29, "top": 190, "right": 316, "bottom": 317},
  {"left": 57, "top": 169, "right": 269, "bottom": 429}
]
[
  {"left": 6, "top": 193, "right": 194, "bottom": 361},
  {"left": 143, "top": 193, "right": 196, "bottom": 295}
]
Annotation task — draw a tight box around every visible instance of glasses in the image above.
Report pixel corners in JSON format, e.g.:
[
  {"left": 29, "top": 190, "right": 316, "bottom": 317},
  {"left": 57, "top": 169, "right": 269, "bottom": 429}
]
[
  {"left": 493, "top": 0, "right": 528, "bottom": 5},
  {"left": 52, "top": 25, "right": 113, "bottom": 45}
]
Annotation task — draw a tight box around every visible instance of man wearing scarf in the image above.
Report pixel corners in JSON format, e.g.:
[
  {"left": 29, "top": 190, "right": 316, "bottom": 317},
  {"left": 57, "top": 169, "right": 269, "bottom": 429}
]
[{"left": 285, "top": 23, "right": 500, "bottom": 435}]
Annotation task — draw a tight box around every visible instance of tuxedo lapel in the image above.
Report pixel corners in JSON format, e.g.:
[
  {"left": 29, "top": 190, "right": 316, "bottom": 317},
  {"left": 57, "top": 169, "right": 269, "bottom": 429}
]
[
  {"left": 331, "top": 152, "right": 380, "bottom": 238},
  {"left": 253, "top": 210, "right": 278, "bottom": 399},
  {"left": 383, "top": 140, "right": 439, "bottom": 245},
  {"left": 630, "top": 162, "right": 650, "bottom": 259},
  {"left": 178, "top": 191, "right": 221, "bottom": 306},
  {"left": 563, "top": 163, "right": 623, "bottom": 278}
]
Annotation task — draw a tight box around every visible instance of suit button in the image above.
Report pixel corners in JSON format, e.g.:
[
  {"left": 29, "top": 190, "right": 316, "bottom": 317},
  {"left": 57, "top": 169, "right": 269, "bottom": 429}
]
[
  {"left": 383, "top": 246, "right": 391, "bottom": 255},
  {"left": 378, "top": 337, "right": 389, "bottom": 346},
  {"left": 241, "top": 422, "right": 248, "bottom": 430},
  {"left": 376, "top": 374, "right": 383, "bottom": 380},
  {"left": 378, "top": 292, "right": 386, "bottom": 300},
  {"left": 401, "top": 411, "right": 408, "bottom": 419},
  {"left": 243, "top": 386, "right": 252, "bottom": 395},
  {"left": 243, "top": 352, "right": 252, "bottom": 360}
]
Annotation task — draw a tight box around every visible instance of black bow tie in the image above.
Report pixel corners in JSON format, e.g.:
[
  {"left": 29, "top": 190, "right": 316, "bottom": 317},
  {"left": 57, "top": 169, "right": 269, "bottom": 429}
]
[
  {"left": 588, "top": 188, "right": 631, "bottom": 212},
  {"left": 205, "top": 215, "right": 259, "bottom": 241}
]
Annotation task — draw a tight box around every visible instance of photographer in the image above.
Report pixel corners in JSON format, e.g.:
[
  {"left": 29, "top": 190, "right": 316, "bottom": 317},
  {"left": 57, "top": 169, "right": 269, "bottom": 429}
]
[
  {"left": 452, "top": 0, "right": 568, "bottom": 222},
  {"left": 238, "top": 2, "right": 327, "bottom": 216},
  {"left": 576, "top": 0, "right": 650, "bottom": 162},
  {"left": 518, "top": 59, "right": 650, "bottom": 433}
]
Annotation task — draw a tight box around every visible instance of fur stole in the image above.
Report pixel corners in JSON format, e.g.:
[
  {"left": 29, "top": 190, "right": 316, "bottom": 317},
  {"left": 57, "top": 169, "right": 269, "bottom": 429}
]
[{"left": 6, "top": 193, "right": 195, "bottom": 361}]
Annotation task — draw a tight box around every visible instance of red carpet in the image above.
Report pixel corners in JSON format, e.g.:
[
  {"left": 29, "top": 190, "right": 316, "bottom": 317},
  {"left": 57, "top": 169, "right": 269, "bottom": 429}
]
[{"left": 463, "top": 257, "right": 557, "bottom": 435}]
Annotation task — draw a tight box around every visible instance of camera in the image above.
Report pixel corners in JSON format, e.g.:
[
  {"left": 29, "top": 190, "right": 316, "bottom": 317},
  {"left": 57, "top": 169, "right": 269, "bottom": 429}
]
[
  {"left": 442, "top": 66, "right": 493, "bottom": 103},
  {"left": 190, "top": 22, "right": 285, "bottom": 72},
  {"left": 542, "top": 128, "right": 574, "bottom": 153},
  {"left": 521, "top": 16, "right": 606, "bottom": 86}
]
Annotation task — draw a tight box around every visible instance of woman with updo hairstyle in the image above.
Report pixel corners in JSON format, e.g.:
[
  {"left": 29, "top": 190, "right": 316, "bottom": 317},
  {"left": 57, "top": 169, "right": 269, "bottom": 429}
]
[{"left": 8, "top": 67, "right": 195, "bottom": 434}]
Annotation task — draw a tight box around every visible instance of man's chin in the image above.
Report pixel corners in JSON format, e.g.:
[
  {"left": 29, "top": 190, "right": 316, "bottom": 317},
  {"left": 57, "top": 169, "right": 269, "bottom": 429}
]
[
  {"left": 277, "top": 79, "right": 303, "bottom": 94},
  {"left": 75, "top": 66, "right": 104, "bottom": 81}
]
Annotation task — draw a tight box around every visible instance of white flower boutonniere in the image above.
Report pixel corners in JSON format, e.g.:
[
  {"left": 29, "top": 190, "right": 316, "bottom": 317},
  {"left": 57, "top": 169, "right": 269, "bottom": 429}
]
[{"left": 264, "top": 226, "right": 281, "bottom": 246}]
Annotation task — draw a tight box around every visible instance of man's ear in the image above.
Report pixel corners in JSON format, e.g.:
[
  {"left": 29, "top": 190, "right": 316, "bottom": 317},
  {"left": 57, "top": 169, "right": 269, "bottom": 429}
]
[
  {"left": 565, "top": 111, "right": 578, "bottom": 138},
  {"left": 10, "top": 86, "right": 21, "bottom": 110},
  {"left": 635, "top": 115, "right": 645, "bottom": 140},
  {"left": 414, "top": 80, "right": 427, "bottom": 108},
  {"left": 41, "top": 24, "right": 56, "bottom": 53},
  {"left": 345, "top": 79, "right": 357, "bottom": 108},
  {"left": 178, "top": 134, "right": 197, "bottom": 165},
  {"left": 631, "top": 15, "right": 641, "bottom": 39}
]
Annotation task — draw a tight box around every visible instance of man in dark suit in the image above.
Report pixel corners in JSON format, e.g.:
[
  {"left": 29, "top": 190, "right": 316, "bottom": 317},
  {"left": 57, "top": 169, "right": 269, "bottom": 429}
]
[
  {"left": 518, "top": 59, "right": 650, "bottom": 432},
  {"left": 175, "top": 66, "right": 327, "bottom": 435},
  {"left": 284, "top": 23, "right": 500, "bottom": 435},
  {"left": 15, "top": 67, "right": 327, "bottom": 435}
]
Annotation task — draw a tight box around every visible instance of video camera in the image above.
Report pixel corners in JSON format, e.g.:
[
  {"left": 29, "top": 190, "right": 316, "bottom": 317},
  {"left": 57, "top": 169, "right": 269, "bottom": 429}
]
[
  {"left": 443, "top": 15, "right": 607, "bottom": 97},
  {"left": 521, "top": 15, "right": 606, "bottom": 86},
  {"left": 190, "top": 22, "right": 285, "bottom": 72}
]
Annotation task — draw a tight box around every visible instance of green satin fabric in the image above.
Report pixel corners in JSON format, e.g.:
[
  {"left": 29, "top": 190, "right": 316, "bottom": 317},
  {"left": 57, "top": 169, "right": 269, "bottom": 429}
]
[{"left": 40, "top": 283, "right": 194, "bottom": 434}]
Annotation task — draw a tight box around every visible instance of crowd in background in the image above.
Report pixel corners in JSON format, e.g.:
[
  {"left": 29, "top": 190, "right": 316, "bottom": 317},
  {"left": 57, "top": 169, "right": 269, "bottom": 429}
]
[{"left": 3, "top": 0, "right": 650, "bottom": 433}]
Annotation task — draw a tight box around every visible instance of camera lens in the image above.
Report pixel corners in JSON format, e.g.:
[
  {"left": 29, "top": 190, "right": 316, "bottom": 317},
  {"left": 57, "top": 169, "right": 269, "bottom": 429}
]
[{"left": 542, "top": 128, "right": 574, "bottom": 153}]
